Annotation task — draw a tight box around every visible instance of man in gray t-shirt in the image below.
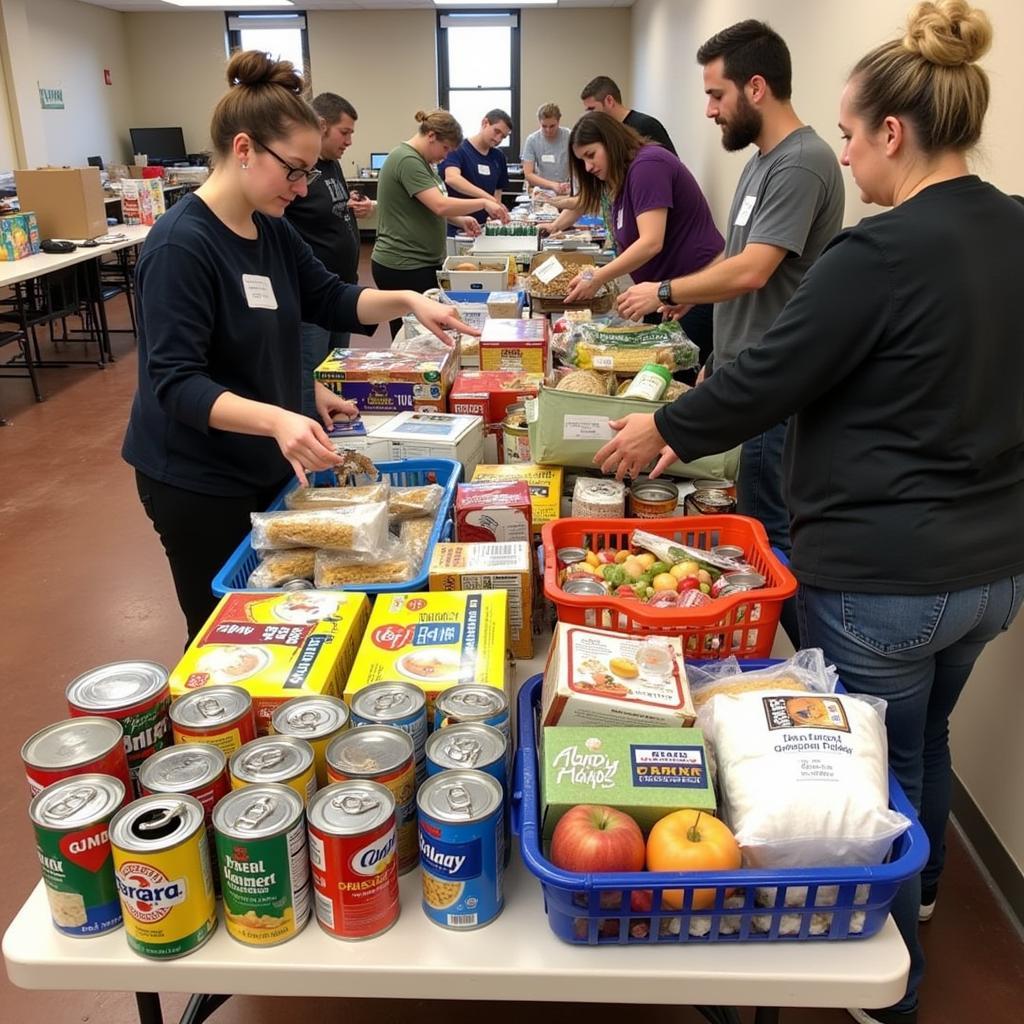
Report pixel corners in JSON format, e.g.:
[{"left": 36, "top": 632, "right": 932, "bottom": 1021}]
[
  {"left": 521, "top": 103, "right": 572, "bottom": 194},
  {"left": 614, "top": 21, "right": 844, "bottom": 645}
]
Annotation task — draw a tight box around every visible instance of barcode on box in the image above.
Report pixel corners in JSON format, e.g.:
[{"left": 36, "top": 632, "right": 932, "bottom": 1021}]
[{"left": 447, "top": 913, "right": 478, "bottom": 927}]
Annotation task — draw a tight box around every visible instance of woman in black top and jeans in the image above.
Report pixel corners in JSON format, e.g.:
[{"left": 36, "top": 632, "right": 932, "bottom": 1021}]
[{"left": 123, "top": 52, "right": 473, "bottom": 643}]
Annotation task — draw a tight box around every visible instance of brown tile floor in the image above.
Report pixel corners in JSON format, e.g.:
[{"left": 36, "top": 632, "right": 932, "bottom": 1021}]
[{"left": 1, "top": 255, "right": 1021, "bottom": 1024}]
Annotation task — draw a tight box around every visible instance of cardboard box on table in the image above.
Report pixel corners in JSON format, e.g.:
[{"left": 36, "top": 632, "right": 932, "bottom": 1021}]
[{"left": 14, "top": 167, "right": 106, "bottom": 240}]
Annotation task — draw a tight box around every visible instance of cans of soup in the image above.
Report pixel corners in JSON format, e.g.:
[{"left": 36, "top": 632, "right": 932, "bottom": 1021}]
[
  {"left": 348, "top": 681, "right": 428, "bottom": 786},
  {"left": 22, "top": 717, "right": 132, "bottom": 800},
  {"left": 270, "top": 695, "right": 349, "bottom": 788},
  {"left": 229, "top": 735, "right": 317, "bottom": 807},
  {"left": 169, "top": 685, "right": 257, "bottom": 757}
]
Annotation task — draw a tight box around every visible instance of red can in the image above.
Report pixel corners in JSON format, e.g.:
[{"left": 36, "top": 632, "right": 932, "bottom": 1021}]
[
  {"left": 21, "top": 717, "right": 132, "bottom": 799},
  {"left": 169, "top": 685, "right": 257, "bottom": 757},
  {"left": 307, "top": 781, "right": 400, "bottom": 940}
]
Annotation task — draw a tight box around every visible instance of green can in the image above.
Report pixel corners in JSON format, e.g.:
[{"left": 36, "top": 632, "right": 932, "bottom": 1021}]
[
  {"left": 213, "top": 784, "right": 311, "bottom": 947},
  {"left": 30, "top": 774, "right": 126, "bottom": 937}
]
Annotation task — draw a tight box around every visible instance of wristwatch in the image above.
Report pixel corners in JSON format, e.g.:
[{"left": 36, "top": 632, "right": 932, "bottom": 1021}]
[{"left": 657, "top": 279, "right": 673, "bottom": 304}]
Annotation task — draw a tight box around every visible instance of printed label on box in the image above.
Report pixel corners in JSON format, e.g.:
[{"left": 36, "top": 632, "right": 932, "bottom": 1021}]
[
  {"left": 563, "top": 415, "right": 612, "bottom": 441},
  {"left": 630, "top": 745, "right": 707, "bottom": 788}
]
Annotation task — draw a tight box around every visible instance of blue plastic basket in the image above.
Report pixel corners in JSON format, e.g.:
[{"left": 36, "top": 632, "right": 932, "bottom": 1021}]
[
  {"left": 512, "top": 668, "right": 928, "bottom": 945},
  {"left": 211, "top": 458, "right": 462, "bottom": 598}
]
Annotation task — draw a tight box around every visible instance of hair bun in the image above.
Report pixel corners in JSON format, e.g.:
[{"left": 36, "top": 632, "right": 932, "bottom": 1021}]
[
  {"left": 414, "top": 110, "right": 428, "bottom": 123},
  {"left": 903, "top": 0, "right": 992, "bottom": 66},
  {"left": 226, "top": 49, "right": 304, "bottom": 94}
]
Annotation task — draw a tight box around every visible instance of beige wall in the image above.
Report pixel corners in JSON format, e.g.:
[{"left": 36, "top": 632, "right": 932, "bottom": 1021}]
[
  {"left": 632, "top": 0, "right": 1024, "bottom": 876},
  {"left": 520, "top": 7, "right": 631, "bottom": 147}
]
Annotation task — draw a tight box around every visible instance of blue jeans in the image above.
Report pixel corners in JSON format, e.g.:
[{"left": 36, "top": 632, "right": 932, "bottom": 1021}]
[
  {"left": 798, "top": 577, "right": 1024, "bottom": 1013},
  {"left": 737, "top": 419, "right": 799, "bottom": 645},
  {"left": 300, "top": 322, "right": 350, "bottom": 418}
]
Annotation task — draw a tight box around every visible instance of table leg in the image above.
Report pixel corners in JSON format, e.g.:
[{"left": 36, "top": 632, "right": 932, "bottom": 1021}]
[
  {"left": 179, "top": 993, "right": 231, "bottom": 1024},
  {"left": 753, "top": 1008, "right": 781, "bottom": 1024},
  {"left": 87, "top": 256, "right": 114, "bottom": 363},
  {"left": 135, "top": 992, "right": 164, "bottom": 1024}
]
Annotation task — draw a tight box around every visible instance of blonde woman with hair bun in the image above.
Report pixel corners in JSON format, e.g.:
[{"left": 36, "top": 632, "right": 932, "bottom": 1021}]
[{"left": 597, "top": 10, "right": 1023, "bottom": 1020}]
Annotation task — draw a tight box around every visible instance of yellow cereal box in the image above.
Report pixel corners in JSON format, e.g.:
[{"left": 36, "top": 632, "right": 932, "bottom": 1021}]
[
  {"left": 344, "top": 591, "right": 509, "bottom": 716},
  {"left": 428, "top": 542, "right": 534, "bottom": 660},
  {"left": 169, "top": 591, "right": 370, "bottom": 734},
  {"left": 470, "top": 463, "right": 563, "bottom": 536}
]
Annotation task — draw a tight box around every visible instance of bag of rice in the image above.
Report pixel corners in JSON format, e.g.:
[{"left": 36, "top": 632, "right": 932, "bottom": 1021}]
[{"left": 708, "top": 689, "right": 911, "bottom": 868}]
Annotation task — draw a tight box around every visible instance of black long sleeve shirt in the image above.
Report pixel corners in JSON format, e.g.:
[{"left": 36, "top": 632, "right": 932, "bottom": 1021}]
[{"left": 655, "top": 177, "right": 1024, "bottom": 593}]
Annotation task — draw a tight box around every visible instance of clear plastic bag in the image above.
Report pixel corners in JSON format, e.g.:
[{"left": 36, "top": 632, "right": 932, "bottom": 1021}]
[
  {"left": 388, "top": 484, "right": 444, "bottom": 522},
  {"left": 246, "top": 549, "right": 317, "bottom": 588},
  {"left": 285, "top": 480, "right": 390, "bottom": 511},
  {"left": 689, "top": 649, "right": 838, "bottom": 712},
  {"left": 558, "top": 317, "right": 699, "bottom": 375},
  {"left": 314, "top": 540, "right": 416, "bottom": 587},
  {"left": 250, "top": 503, "right": 389, "bottom": 555},
  {"left": 398, "top": 517, "right": 433, "bottom": 569}
]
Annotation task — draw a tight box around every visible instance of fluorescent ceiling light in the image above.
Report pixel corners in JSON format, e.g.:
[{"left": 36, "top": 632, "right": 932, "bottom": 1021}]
[
  {"left": 435, "top": 1, "right": 556, "bottom": 7},
  {"left": 163, "top": 1, "right": 295, "bottom": 8}
]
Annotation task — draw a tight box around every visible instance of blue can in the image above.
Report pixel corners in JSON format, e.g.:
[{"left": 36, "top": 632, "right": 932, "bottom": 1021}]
[
  {"left": 417, "top": 769, "right": 504, "bottom": 929},
  {"left": 433, "top": 685, "right": 510, "bottom": 746},
  {"left": 425, "top": 724, "right": 509, "bottom": 866},
  {"left": 349, "top": 682, "right": 428, "bottom": 785}
]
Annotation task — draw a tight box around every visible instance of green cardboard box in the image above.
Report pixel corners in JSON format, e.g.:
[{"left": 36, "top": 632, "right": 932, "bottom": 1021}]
[{"left": 541, "top": 726, "right": 716, "bottom": 839}]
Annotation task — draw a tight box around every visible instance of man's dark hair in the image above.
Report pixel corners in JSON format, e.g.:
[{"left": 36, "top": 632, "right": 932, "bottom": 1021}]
[
  {"left": 311, "top": 92, "right": 358, "bottom": 124},
  {"left": 696, "top": 20, "right": 792, "bottom": 101},
  {"left": 580, "top": 75, "right": 622, "bottom": 104},
  {"left": 484, "top": 108, "right": 513, "bottom": 130}
]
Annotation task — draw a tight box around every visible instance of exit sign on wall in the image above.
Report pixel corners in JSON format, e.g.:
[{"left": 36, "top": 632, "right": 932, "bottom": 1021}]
[{"left": 38, "top": 85, "right": 64, "bottom": 110}]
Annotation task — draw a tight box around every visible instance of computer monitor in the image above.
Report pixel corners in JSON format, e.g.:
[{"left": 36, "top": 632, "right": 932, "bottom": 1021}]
[
  {"left": 370, "top": 152, "right": 388, "bottom": 171},
  {"left": 129, "top": 127, "right": 188, "bottom": 165}
]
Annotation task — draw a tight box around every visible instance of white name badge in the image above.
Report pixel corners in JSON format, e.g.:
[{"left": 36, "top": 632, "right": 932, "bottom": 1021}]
[
  {"left": 540, "top": 154, "right": 556, "bottom": 164},
  {"left": 734, "top": 194, "right": 757, "bottom": 227},
  {"left": 617, "top": 207, "right": 624, "bottom": 230},
  {"left": 477, "top": 164, "right": 491, "bottom": 176},
  {"left": 242, "top": 274, "right": 278, "bottom": 310}
]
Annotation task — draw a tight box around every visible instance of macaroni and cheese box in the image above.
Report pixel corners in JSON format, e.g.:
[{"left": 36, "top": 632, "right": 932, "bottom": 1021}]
[
  {"left": 479, "top": 318, "right": 550, "bottom": 375},
  {"left": 0, "top": 211, "right": 41, "bottom": 261},
  {"left": 429, "top": 542, "right": 533, "bottom": 660},
  {"left": 541, "top": 726, "right": 715, "bottom": 839},
  {"left": 314, "top": 348, "right": 456, "bottom": 414},
  {"left": 471, "top": 463, "right": 562, "bottom": 537},
  {"left": 344, "top": 591, "right": 510, "bottom": 716},
  {"left": 169, "top": 591, "right": 370, "bottom": 734},
  {"left": 541, "top": 622, "right": 695, "bottom": 729}
]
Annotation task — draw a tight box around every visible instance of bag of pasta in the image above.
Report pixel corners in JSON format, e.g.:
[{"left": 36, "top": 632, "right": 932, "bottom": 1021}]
[
  {"left": 250, "top": 503, "right": 389, "bottom": 557},
  {"left": 285, "top": 480, "right": 390, "bottom": 511},
  {"left": 388, "top": 484, "right": 444, "bottom": 522},
  {"left": 246, "top": 549, "right": 317, "bottom": 588},
  {"left": 689, "top": 649, "right": 838, "bottom": 713},
  {"left": 314, "top": 540, "right": 417, "bottom": 587}
]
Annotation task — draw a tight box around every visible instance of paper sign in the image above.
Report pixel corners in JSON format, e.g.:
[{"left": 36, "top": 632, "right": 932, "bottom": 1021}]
[
  {"left": 533, "top": 256, "right": 565, "bottom": 284},
  {"left": 734, "top": 194, "right": 757, "bottom": 227},
  {"left": 563, "top": 415, "right": 613, "bottom": 441},
  {"left": 242, "top": 274, "right": 278, "bottom": 310}
]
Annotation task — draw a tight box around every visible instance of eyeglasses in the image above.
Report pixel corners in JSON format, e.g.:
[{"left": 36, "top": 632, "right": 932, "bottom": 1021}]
[{"left": 257, "top": 141, "right": 321, "bottom": 185}]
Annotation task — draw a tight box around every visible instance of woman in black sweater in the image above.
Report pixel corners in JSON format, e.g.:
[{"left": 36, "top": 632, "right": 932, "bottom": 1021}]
[{"left": 596, "top": 5, "right": 1022, "bottom": 1021}]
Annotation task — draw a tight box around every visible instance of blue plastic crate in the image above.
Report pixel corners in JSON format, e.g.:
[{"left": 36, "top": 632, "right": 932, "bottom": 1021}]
[
  {"left": 512, "top": 669, "right": 928, "bottom": 945},
  {"left": 211, "top": 458, "right": 461, "bottom": 598}
]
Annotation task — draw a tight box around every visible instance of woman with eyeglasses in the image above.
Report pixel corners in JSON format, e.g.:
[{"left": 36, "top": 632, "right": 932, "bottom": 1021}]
[{"left": 122, "top": 51, "right": 474, "bottom": 643}]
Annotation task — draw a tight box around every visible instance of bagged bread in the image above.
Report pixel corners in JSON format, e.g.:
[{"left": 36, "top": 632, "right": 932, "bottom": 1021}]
[
  {"left": 250, "top": 503, "right": 389, "bottom": 556},
  {"left": 708, "top": 689, "right": 911, "bottom": 868},
  {"left": 246, "top": 549, "right": 316, "bottom": 588}
]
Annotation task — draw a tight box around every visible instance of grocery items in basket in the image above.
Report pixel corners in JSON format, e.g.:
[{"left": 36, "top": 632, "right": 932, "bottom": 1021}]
[
  {"left": 168, "top": 591, "right": 370, "bottom": 734},
  {"left": 455, "top": 480, "right": 533, "bottom": 544},
  {"left": 471, "top": 462, "right": 563, "bottom": 536},
  {"left": 313, "top": 348, "right": 457, "bottom": 414},
  {"left": 314, "top": 550, "right": 416, "bottom": 587},
  {"left": 541, "top": 622, "right": 695, "bottom": 728},
  {"left": 250, "top": 503, "right": 389, "bottom": 557},
  {"left": 553, "top": 318, "right": 699, "bottom": 375},
  {"left": 687, "top": 649, "right": 839, "bottom": 712},
  {"left": 343, "top": 590, "right": 510, "bottom": 717},
  {"left": 549, "top": 805, "right": 645, "bottom": 873},
  {"left": 387, "top": 484, "right": 444, "bottom": 522},
  {"left": 285, "top": 480, "right": 390, "bottom": 511},
  {"left": 541, "top": 725, "right": 714, "bottom": 837},
  {"left": 428, "top": 542, "right": 534, "bottom": 659}
]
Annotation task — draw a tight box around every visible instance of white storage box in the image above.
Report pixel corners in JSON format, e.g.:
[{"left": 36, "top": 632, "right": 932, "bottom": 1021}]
[
  {"left": 438, "top": 255, "right": 513, "bottom": 292},
  {"left": 371, "top": 411, "right": 486, "bottom": 478}
]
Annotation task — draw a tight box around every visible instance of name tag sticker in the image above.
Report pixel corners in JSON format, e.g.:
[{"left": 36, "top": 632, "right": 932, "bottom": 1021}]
[
  {"left": 617, "top": 208, "right": 624, "bottom": 230},
  {"left": 477, "top": 164, "right": 491, "bottom": 176},
  {"left": 242, "top": 274, "right": 278, "bottom": 310},
  {"left": 734, "top": 194, "right": 757, "bottom": 227},
  {"left": 540, "top": 154, "right": 556, "bottom": 164}
]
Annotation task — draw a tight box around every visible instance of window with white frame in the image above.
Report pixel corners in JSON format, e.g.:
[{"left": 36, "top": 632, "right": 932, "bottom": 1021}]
[{"left": 226, "top": 11, "right": 310, "bottom": 92}]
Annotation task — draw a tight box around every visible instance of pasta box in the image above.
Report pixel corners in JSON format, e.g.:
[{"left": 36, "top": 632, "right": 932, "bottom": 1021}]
[
  {"left": 540, "top": 725, "right": 715, "bottom": 839},
  {"left": 455, "top": 481, "right": 533, "bottom": 545},
  {"left": 479, "top": 318, "right": 550, "bottom": 375},
  {"left": 428, "top": 542, "right": 534, "bottom": 660},
  {"left": 169, "top": 591, "right": 370, "bottom": 734},
  {"left": 541, "top": 622, "right": 695, "bottom": 729},
  {"left": 343, "top": 590, "right": 510, "bottom": 717},
  {"left": 0, "top": 211, "right": 41, "bottom": 261},
  {"left": 471, "top": 463, "right": 563, "bottom": 537},
  {"left": 313, "top": 348, "right": 456, "bottom": 414}
]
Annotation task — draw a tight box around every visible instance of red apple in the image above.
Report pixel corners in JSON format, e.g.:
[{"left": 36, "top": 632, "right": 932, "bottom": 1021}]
[{"left": 549, "top": 805, "right": 645, "bottom": 874}]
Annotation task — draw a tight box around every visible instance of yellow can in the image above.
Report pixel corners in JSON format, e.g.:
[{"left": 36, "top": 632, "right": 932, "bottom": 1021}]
[
  {"left": 229, "top": 735, "right": 317, "bottom": 807},
  {"left": 269, "top": 695, "right": 349, "bottom": 788},
  {"left": 109, "top": 794, "right": 216, "bottom": 959}
]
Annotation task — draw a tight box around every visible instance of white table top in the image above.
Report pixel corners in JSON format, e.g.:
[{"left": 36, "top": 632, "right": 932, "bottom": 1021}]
[{"left": 0, "top": 225, "right": 150, "bottom": 289}]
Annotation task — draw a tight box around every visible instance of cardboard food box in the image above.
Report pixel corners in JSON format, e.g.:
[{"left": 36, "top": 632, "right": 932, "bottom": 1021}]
[
  {"left": 429, "top": 542, "right": 533, "bottom": 660},
  {"left": 371, "top": 411, "right": 485, "bottom": 479},
  {"left": 479, "top": 318, "right": 550, "bottom": 375},
  {"left": 471, "top": 463, "right": 562, "bottom": 537},
  {"left": 540, "top": 726, "right": 715, "bottom": 839},
  {"left": 344, "top": 590, "right": 510, "bottom": 716},
  {"left": 449, "top": 370, "right": 545, "bottom": 425},
  {"left": 541, "top": 622, "right": 696, "bottom": 729},
  {"left": 0, "top": 211, "right": 41, "bottom": 261},
  {"left": 14, "top": 167, "right": 107, "bottom": 240},
  {"left": 169, "top": 591, "right": 370, "bottom": 734},
  {"left": 314, "top": 348, "right": 456, "bottom": 414},
  {"left": 120, "top": 178, "right": 165, "bottom": 226},
  {"left": 486, "top": 290, "right": 525, "bottom": 319},
  {"left": 438, "top": 255, "right": 513, "bottom": 292},
  {"left": 455, "top": 481, "right": 533, "bottom": 545}
]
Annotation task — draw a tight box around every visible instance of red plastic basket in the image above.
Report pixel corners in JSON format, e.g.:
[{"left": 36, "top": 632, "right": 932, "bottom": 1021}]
[{"left": 541, "top": 515, "right": 797, "bottom": 659}]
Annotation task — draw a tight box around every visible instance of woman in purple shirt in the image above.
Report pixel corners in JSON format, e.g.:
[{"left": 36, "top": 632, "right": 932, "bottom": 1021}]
[{"left": 561, "top": 112, "right": 723, "bottom": 359}]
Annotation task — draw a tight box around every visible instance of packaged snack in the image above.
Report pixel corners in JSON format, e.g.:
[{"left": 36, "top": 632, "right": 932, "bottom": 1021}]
[
  {"left": 250, "top": 503, "right": 389, "bottom": 556},
  {"left": 284, "top": 481, "right": 390, "bottom": 511},
  {"left": 313, "top": 349, "right": 456, "bottom": 414},
  {"left": 246, "top": 549, "right": 317, "bottom": 588}
]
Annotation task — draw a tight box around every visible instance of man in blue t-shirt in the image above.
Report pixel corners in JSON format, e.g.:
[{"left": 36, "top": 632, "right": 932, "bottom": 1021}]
[{"left": 440, "top": 109, "right": 511, "bottom": 236}]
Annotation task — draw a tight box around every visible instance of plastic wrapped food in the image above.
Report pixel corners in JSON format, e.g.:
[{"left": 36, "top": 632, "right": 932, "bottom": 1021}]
[
  {"left": 561, "top": 319, "right": 700, "bottom": 375},
  {"left": 388, "top": 484, "right": 444, "bottom": 522},
  {"left": 555, "top": 369, "right": 613, "bottom": 395},
  {"left": 246, "top": 549, "right": 317, "bottom": 588},
  {"left": 688, "top": 650, "right": 838, "bottom": 711},
  {"left": 314, "top": 548, "right": 415, "bottom": 587},
  {"left": 250, "top": 503, "right": 389, "bottom": 555},
  {"left": 399, "top": 517, "right": 434, "bottom": 568},
  {"left": 285, "top": 480, "right": 390, "bottom": 511}
]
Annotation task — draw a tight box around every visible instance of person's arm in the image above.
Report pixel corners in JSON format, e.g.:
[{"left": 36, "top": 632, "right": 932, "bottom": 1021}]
[
  {"left": 444, "top": 165, "right": 497, "bottom": 205},
  {"left": 523, "top": 160, "right": 562, "bottom": 192},
  {"left": 415, "top": 185, "right": 507, "bottom": 222},
  {"left": 541, "top": 205, "right": 582, "bottom": 236},
  {"left": 564, "top": 208, "right": 667, "bottom": 302}
]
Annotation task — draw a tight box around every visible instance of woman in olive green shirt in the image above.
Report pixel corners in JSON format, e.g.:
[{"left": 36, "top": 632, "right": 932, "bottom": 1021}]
[{"left": 371, "top": 109, "right": 509, "bottom": 335}]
